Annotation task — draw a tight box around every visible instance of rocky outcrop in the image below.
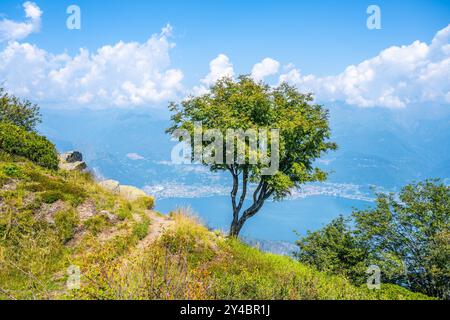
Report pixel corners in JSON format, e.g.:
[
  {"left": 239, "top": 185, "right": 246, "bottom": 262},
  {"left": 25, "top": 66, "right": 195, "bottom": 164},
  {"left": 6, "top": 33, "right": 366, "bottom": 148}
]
[
  {"left": 76, "top": 199, "right": 97, "bottom": 221},
  {"left": 59, "top": 151, "right": 87, "bottom": 171},
  {"left": 118, "top": 185, "right": 148, "bottom": 201},
  {"left": 37, "top": 200, "right": 69, "bottom": 224},
  {"left": 59, "top": 151, "right": 149, "bottom": 201},
  {"left": 76, "top": 199, "right": 118, "bottom": 223},
  {"left": 99, "top": 179, "right": 120, "bottom": 193},
  {"left": 61, "top": 151, "right": 83, "bottom": 163},
  {"left": 99, "top": 179, "right": 148, "bottom": 201}
]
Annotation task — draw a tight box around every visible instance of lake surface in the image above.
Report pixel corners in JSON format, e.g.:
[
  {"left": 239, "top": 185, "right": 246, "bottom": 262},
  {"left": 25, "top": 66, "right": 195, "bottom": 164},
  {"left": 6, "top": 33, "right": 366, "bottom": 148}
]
[{"left": 156, "top": 195, "right": 372, "bottom": 243}]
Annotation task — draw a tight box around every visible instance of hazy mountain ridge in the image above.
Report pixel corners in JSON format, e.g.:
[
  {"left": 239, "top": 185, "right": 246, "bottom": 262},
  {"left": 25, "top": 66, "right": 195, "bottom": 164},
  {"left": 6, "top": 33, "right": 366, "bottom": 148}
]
[{"left": 38, "top": 103, "right": 450, "bottom": 241}]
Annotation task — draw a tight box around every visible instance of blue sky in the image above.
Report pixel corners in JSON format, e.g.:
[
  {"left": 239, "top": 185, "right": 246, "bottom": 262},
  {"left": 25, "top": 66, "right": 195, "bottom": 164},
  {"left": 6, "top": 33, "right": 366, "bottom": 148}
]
[{"left": 0, "top": 0, "right": 449, "bottom": 108}]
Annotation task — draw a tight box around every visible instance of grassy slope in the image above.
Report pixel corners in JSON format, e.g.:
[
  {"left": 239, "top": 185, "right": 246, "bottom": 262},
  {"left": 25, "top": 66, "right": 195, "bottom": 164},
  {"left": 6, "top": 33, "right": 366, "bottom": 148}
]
[{"left": 0, "top": 152, "right": 431, "bottom": 300}]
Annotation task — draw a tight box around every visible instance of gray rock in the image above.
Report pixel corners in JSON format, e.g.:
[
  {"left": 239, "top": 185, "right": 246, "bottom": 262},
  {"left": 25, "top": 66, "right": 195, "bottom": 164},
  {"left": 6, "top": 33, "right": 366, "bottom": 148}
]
[
  {"left": 76, "top": 199, "right": 97, "bottom": 222},
  {"left": 59, "top": 161, "right": 87, "bottom": 171},
  {"left": 99, "top": 179, "right": 120, "bottom": 193},
  {"left": 61, "top": 151, "right": 83, "bottom": 163},
  {"left": 119, "top": 185, "right": 147, "bottom": 201},
  {"left": 59, "top": 151, "right": 86, "bottom": 171},
  {"left": 100, "top": 210, "right": 119, "bottom": 223}
]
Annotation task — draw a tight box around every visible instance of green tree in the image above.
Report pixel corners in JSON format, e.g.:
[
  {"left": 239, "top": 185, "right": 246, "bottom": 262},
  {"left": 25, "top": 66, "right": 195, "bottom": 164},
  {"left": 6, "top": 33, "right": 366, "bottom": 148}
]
[
  {"left": 295, "top": 216, "right": 369, "bottom": 284},
  {"left": 296, "top": 179, "right": 449, "bottom": 299},
  {"left": 353, "top": 179, "right": 450, "bottom": 299},
  {"left": 0, "top": 87, "right": 41, "bottom": 132},
  {"left": 167, "top": 76, "right": 336, "bottom": 237}
]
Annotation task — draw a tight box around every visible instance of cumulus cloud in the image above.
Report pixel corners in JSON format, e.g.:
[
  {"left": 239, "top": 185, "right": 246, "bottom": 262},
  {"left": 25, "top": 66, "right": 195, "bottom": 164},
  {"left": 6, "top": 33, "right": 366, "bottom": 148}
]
[
  {"left": 251, "top": 58, "right": 280, "bottom": 81},
  {"left": 192, "top": 53, "right": 235, "bottom": 95},
  {"left": 1, "top": 4, "right": 448, "bottom": 111},
  {"left": 278, "top": 24, "right": 450, "bottom": 108},
  {"left": 0, "top": 24, "right": 184, "bottom": 107},
  {"left": 0, "top": 2, "right": 42, "bottom": 42},
  {"left": 201, "top": 54, "right": 234, "bottom": 86}
]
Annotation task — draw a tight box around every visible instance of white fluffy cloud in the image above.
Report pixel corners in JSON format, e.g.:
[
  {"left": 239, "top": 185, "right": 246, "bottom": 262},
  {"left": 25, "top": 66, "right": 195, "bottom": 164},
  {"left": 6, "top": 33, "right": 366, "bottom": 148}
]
[
  {"left": 1, "top": 1, "right": 448, "bottom": 110},
  {"left": 201, "top": 53, "right": 234, "bottom": 86},
  {"left": 0, "top": 2, "right": 42, "bottom": 42},
  {"left": 0, "top": 24, "right": 184, "bottom": 107},
  {"left": 251, "top": 58, "right": 280, "bottom": 81},
  {"left": 278, "top": 24, "right": 450, "bottom": 108},
  {"left": 192, "top": 54, "right": 234, "bottom": 95}
]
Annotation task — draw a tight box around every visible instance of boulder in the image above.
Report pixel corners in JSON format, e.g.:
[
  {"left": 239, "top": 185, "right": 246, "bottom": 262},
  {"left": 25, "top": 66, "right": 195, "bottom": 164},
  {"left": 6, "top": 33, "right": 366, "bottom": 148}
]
[
  {"left": 100, "top": 210, "right": 119, "bottom": 223},
  {"left": 37, "top": 200, "right": 69, "bottom": 224},
  {"left": 61, "top": 151, "right": 83, "bottom": 163},
  {"left": 59, "top": 161, "right": 87, "bottom": 171},
  {"left": 99, "top": 179, "right": 120, "bottom": 193},
  {"left": 59, "top": 151, "right": 86, "bottom": 171},
  {"left": 76, "top": 199, "right": 97, "bottom": 222},
  {"left": 119, "top": 185, "right": 147, "bottom": 201}
]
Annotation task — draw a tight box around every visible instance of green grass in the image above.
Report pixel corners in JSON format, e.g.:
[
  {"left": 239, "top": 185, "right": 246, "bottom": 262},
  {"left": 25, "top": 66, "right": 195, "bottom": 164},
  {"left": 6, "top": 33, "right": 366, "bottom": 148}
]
[{"left": 0, "top": 155, "right": 432, "bottom": 300}]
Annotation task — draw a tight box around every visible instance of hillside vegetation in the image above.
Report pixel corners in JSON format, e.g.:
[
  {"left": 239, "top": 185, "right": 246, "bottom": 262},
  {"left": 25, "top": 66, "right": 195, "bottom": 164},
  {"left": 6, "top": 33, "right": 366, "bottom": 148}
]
[{"left": 0, "top": 152, "right": 431, "bottom": 300}]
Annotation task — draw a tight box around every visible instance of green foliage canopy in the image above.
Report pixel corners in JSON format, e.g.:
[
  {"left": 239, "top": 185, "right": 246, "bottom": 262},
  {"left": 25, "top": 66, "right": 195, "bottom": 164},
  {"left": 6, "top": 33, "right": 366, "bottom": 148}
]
[
  {"left": 167, "top": 76, "right": 336, "bottom": 236},
  {"left": 295, "top": 216, "right": 369, "bottom": 284},
  {"left": 353, "top": 179, "right": 449, "bottom": 299},
  {"left": 0, "top": 87, "right": 41, "bottom": 132},
  {"left": 296, "top": 179, "right": 450, "bottom": 299},
  {"left": 0, "top": 122, "right": 59, "bottom": 170}
]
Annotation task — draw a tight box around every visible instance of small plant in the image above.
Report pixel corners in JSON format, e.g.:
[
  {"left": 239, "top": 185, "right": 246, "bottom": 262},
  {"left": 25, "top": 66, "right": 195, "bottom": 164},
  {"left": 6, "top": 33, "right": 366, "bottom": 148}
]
[
  {"left": 24, "top": 170, "right": 86, "bottom": 206},
  {"left": 117, "top": 201, "right": 133, "bottom": 220},
  {"left": 132, "top": 219, "right": 150, "bottom": 240},
  {"left": 132, "top": 196, "right": 155, "bottom": 210},
  {"left": 1, "top": 163, "right": 22, "bottom": 178},
  {"left": 54, "top": 209, "right": 80, "bottom": 243},
  {"left": 84, "top": 215, "right": 108, "bottom": 235},
  {"left": 41, "top": 190, "right": 65, "bottom": 204}
]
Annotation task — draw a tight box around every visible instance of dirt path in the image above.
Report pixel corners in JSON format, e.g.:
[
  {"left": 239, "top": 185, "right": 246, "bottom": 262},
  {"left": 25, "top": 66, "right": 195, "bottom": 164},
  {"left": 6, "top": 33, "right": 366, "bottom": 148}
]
[{"left": 137, "top": 210, "right": 174, "bottom": 249}]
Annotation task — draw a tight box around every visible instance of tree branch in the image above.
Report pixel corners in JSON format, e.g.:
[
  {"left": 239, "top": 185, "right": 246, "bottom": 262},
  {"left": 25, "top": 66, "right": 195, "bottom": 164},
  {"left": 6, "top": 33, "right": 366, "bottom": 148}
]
[{"left": 236, "top": 166, "right": 248, "bottom": 213}]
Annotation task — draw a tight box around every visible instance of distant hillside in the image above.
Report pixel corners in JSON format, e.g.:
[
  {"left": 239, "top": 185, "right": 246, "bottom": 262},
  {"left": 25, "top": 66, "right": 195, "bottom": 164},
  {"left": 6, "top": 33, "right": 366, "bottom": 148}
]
[{"left": 0, "top": 151, "right": 431, "bottom": 300}]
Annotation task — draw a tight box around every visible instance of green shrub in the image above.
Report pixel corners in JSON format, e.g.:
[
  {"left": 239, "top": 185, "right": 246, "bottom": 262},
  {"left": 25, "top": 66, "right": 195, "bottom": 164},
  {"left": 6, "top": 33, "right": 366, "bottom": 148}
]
[
  {"left": 0, "top": 122, "right": 58, "bottom": 170},
  {"left": 1, "top": 163, "right": 22, "bottom": 178},
  {"left": 84, "top": 215, "right": 108, "bottom": 235},
  {"left": 54, "top": 209, "right": 79, "bottom": 243},
  {"left": 117, "top": 201, "right": 133, "bottom": 220},
  {"left": 132, "top": 219, "right": 150, "bottom": 240},
  {"left": 132, "top": 196, "right": 155, "bottom": 210},
  {"left": 0, "top": 87, "right": 41, "bottom": 132},
  {"left": 41, "top": 190, "right": 65, "bottom": 204},
  {"left": 25, "top": 170, "right": 86, "bottom": 206}
]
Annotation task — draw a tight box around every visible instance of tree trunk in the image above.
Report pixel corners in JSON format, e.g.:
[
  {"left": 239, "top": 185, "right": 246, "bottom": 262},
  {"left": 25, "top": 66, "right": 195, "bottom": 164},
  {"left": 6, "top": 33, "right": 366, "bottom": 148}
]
[
  {"left": 228, "top": 199, "right": 264, "bottom": 237},
  {"left": 227, "top": 171, "right": 273, "bottom": 238},
  {"left": 229, "top": 214, "right": 247, "bottom": 238}
]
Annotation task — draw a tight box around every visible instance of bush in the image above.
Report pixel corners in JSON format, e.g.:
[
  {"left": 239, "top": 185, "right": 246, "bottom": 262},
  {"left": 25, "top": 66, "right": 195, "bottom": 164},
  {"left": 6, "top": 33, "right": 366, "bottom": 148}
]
[
  {"left": 117, "top": 201, "right": 133, "bottom": 220},
  {"left": 296, "top": 179, "right": 450, "bottom": 299},
  {"left": 0, "top": 87, "right": 41, "bottom": 132},
  {"left": 54, "top": 209, "right": 79, "bottom": 243},
  {"left": 132, "top": 219, "right": 150, "bottom": 240},
  {"left": 1, "top": 163, "right": 22, "bottom": 178},
  {"left": 132, "top": 196, "right": 155, "bottom": 210},
  {"left": 84, "top": 215, "right": 108, "bottom": 235},
  {"left": 0, "top": 122, "right": 58, "bottom": 170},
  {"left": 295, "top": 216, "right": 368, "bottom": 284},
  {"left": 41, "top": 190, "right": 66, "bottom": 204}
]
